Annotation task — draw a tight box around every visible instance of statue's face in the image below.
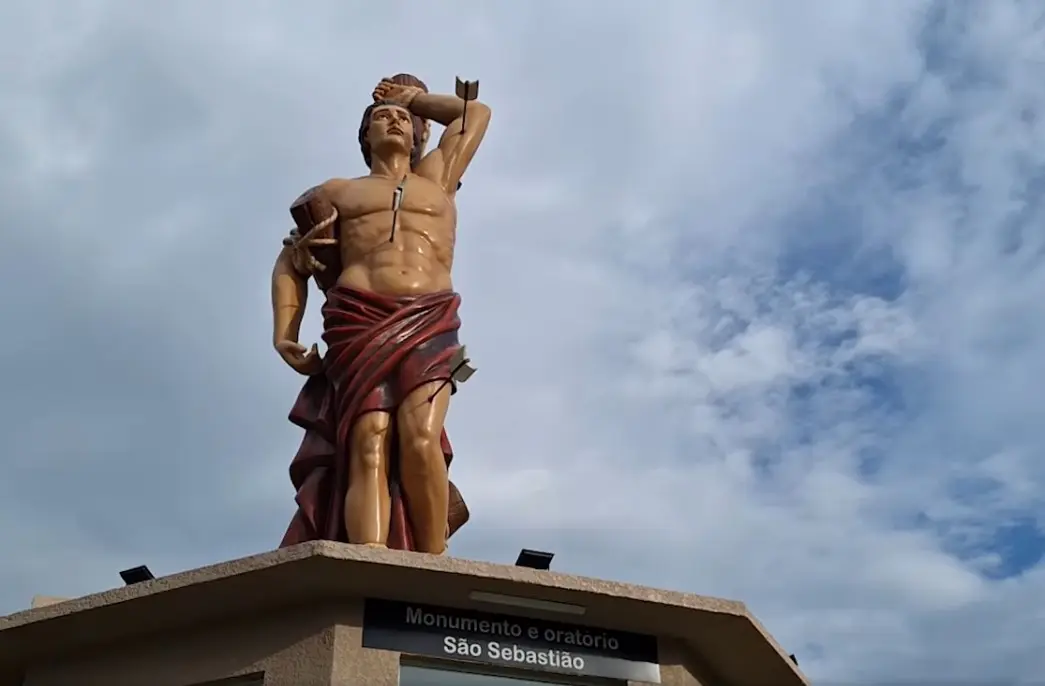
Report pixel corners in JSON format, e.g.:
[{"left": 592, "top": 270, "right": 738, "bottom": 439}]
[{"left": 368, "top": 104, "right": 414, "bottom": 155}]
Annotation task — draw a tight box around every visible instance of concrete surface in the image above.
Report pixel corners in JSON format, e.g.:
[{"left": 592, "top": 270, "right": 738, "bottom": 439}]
[{"left": 0, "top": 541, "right": 808, "bottom": 686}]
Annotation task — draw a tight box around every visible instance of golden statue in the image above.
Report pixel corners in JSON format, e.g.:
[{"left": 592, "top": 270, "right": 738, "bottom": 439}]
[{"left": 271, "top": 74, "right": 490, "bottom": 554}]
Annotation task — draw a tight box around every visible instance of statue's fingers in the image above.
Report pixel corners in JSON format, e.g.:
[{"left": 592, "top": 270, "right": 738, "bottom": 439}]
[{"left": 307, "top": 238, "right": 338, "bottom": 246}]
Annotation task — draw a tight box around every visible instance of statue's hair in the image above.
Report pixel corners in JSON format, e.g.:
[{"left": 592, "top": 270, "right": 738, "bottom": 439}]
[{"left": 358, "top": 73, "right": 428, "bottom": 169}]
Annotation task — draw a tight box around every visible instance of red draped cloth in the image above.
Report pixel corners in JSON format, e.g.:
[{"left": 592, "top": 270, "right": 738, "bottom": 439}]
[{"left": 279, "top": 284, "right": 470, "bottom": 551}]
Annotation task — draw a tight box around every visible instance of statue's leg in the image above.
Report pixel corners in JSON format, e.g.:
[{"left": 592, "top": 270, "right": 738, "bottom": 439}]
[
  {"left": 345, "top": 410, "right": 393, "bottom": 546},
  {"left": 397, "top": 381, "right": 451, "bottom": 554}
]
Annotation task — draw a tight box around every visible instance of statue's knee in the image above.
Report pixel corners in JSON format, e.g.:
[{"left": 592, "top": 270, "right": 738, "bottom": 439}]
[
  {"left": 355, "top": 448, "right": 384, "bottom": 473},
  {"left": 410, "top": 433, "right": 436, "bottom": 456},
  {"left": 353, "top": 432, "right": 386, "bottom": 473},
  {"left": 403, "top": 434, "right": 444, "bottom": 475},
  {"left": 351, "top": 414, "right": 389, "bottom": 474}
]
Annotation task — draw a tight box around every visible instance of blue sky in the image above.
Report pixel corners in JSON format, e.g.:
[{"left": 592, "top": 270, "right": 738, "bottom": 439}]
[{"left": 2, "top": 0, "right": 1044, "bottom": 683}]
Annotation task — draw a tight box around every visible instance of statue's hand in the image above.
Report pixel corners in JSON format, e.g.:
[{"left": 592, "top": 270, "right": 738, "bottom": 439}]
[
  {"left": 372, "top": 78, "right": 423, "bottom": 107},
  {"left": 275, "top": 340, "right": 323, "bottom": 376},
  {"left": 283, "top": 226, "right": 337, "bottom": 275}
]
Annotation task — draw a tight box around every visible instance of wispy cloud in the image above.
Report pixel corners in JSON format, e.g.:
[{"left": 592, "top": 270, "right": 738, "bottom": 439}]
[{"left": 1, "top": 0, "right": 1043, "bottom": 682}]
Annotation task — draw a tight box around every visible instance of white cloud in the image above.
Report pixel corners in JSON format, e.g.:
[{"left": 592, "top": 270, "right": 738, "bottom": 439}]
[{"left": 2, "top": 0, "right": 1044, "bottom": 683}]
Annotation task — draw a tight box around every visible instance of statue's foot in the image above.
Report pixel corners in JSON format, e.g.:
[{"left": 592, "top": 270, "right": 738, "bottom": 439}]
[{"left": 362, "top": 542, "right": 387, "bottom": 549}]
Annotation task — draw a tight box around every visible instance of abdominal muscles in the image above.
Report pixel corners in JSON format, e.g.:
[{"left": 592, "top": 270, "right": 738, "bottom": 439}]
[{"left": 336, "top": 214, "right": 454, "bottom": 297}]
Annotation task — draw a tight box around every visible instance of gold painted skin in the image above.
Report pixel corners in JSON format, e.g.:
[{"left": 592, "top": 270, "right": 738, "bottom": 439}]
[{"left": 271, "top": 78, "right": 490, "bottom": 554}]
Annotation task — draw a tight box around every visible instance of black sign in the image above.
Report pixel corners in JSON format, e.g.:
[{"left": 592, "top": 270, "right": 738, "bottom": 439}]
[{"left": 362, "top": 598, "right": 660, "bottom": 683}]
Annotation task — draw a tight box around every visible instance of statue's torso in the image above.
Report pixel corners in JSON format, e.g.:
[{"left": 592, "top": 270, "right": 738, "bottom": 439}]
[{"left": 325, "top": 174, "right": 457, "bottom": 297}]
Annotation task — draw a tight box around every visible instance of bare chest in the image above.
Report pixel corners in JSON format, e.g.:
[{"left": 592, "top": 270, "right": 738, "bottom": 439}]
[
  {"left": 335, "top": 175, "right": 453, "bottom": 222},
  {"left": 332, "top": 175, "right": 456, "bottom": 255}
]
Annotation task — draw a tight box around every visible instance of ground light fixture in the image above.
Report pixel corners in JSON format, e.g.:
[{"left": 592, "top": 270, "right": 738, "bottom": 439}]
[
  {"left": 515, "top": 548, "right": 554, "bottom": 570},
  {"left": 119, "top": 565, "right": 155, "bottom": 585}
]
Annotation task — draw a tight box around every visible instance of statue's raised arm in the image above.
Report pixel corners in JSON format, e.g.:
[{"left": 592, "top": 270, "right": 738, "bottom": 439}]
[{"left": 372, "top": 76, "right": 491, "bottom": 194}]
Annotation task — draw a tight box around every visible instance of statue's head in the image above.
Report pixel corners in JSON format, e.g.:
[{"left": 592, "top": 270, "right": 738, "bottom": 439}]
[{"left": 358, "top": 73, "right": 430, "bottom": 169}]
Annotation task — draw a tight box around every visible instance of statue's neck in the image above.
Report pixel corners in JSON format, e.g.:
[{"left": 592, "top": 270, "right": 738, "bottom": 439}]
[{"left": 369, "top": 156, "right": 411, "bottom": 180}]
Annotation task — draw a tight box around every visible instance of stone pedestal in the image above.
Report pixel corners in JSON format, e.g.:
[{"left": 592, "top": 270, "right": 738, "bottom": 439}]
[{"left": 0, "top": 542, "right": 807, "bottom": 686}]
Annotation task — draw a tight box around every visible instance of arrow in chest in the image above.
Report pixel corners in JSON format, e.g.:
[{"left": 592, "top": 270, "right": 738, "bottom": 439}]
[{"left": 389, "top": 176, "right": 407, "bottom": 243}]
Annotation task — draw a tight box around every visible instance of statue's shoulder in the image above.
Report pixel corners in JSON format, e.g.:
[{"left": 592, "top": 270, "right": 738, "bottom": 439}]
[
  {"left": 290, "top": 178, "right": 353, "bottom": 209},
  {"left": 287, "top": 179, "right": 349, "bottom": 292},
  {"left": 289, "top": 178, "right": 352, "bottom": 230}
]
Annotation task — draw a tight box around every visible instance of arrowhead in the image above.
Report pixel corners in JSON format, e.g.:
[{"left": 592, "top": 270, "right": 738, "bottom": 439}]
[{"left": 450, "top": 346, "right": 477, "bottom": 383}]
